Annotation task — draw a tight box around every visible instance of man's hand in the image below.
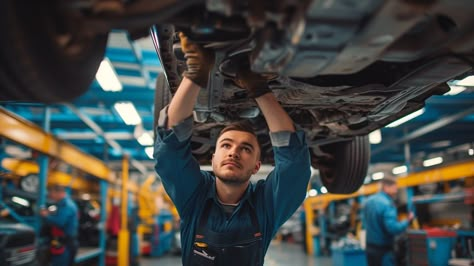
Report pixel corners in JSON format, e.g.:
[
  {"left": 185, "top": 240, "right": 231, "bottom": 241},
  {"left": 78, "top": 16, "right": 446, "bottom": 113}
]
[
  {"left": 234, "top": 68, "right": 272, "bottom": 99},
  {"left": 407, "top": 212, "right": 415, "bottom": 222},
  {"left": 0, "top": 209, "right": 9, "bottom": 217},
  {"left": 179, "top": 32, "right": 214, "bottom": 88}
]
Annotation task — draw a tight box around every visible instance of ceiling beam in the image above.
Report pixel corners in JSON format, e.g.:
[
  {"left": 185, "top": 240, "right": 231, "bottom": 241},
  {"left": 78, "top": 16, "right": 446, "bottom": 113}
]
[
  {"left": 372, "top": 106, "right": 474, "bottom": 155},
  {"left": 64, "top": 104, "right": 150, "bottom": 176}
]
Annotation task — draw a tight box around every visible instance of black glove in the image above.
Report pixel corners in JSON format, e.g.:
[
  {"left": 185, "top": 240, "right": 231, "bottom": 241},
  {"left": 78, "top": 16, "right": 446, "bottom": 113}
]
[
  {"left": 234, "top": 68, "right": 272, "bottom": 98},
  {"left": 179, "top": 32, "right": 215, "bottom": 88}
]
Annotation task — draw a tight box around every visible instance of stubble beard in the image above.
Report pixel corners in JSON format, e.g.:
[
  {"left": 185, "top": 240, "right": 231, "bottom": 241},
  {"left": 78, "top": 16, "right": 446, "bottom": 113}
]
[{"left": 216, "top": 169, "right": 253, "bottom": 186}]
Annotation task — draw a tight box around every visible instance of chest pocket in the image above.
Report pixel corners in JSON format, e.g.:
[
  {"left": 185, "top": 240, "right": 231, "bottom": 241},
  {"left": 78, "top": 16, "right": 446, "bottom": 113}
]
[{"left": 190, "top": 200, "right": 263, "bottom": 266}]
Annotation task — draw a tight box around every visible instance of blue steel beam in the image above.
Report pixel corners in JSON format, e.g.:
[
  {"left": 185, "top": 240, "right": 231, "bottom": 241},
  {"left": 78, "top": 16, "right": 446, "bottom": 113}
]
[{"left": 372, "top": 106, "right": 474, "bottom": 155}]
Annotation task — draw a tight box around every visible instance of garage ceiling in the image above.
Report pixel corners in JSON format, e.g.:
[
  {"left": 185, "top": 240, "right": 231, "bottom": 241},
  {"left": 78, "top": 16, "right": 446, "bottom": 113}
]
[{"left": 1, "top": 30, "right": 473, "bottom": 178}]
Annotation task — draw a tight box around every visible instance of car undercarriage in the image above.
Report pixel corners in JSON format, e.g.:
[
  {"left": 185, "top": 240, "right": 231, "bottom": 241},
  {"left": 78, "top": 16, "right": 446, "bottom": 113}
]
[{"left": 2, "top": 0, "right": 473, "bottom": 193}]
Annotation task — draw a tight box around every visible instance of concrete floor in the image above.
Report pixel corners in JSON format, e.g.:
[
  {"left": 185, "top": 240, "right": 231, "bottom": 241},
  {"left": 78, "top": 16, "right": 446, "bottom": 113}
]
[{"left": 141, "top": 241, "right": 333, "bottom": 266}]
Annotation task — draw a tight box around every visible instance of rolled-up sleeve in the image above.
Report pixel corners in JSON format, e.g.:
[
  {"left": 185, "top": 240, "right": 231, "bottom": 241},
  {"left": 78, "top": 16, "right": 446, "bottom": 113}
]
[
  {"left": 264, "top": 130, "right": 311, "bottom": 233},
  {"left": 154, "top": 107, "right": 205, "bottom": 217}
]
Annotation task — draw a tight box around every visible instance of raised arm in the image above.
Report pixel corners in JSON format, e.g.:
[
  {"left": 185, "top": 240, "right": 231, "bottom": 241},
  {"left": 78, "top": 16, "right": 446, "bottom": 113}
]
[
  {"left": 234, "top": 68, "right": 311, "bottom": 231},
  {"left": 154, "top": 33, "right": 214, "bottom": 216},
  {"left": 255, "top": 93, "right": 295, "bottom": 133},
  {"left": 167, "top": 33, "right": 214, "bottom": 128}
]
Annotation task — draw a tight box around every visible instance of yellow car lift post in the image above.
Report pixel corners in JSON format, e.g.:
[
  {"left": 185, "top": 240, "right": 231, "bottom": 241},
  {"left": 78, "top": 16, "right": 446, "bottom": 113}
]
[
  {"left": 304, "top": 160, "right": 474, "bottom": 255},
  {"left": 0, "top": 107, "right": 113, "bottom": 266}
]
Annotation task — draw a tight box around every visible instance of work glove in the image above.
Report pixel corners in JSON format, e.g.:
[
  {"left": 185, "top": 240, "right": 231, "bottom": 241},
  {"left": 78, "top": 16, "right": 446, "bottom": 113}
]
[
  {"left": 179, "top": 32, "right": 215, "bottom": 88},
  {"left": 234, "top": 68, "right": 272, "bottom": 98}
]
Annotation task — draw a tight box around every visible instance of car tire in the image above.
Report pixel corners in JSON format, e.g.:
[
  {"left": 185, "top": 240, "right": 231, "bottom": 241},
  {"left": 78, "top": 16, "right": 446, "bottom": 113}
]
[
  {"left": 0, "top": 1, "right": 108, "bottom": 102},
  {"left": 153, "top": 74, "right": 172, "bottom": 132},
  {"left": 19, "top": 174, "right": 39, "bottom": 193},
  {"left": 314, "top": 135, "right": 370, "bottom": 194}
]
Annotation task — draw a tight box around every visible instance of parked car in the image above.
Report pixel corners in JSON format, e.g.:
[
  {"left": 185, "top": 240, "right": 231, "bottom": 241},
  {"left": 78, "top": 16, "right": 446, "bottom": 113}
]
[
  {"left": 0, "top": 219, "right": 37, "bottom": 266},
  {"left": 2, "top": 1, "right": 474, "bottom": 193}
]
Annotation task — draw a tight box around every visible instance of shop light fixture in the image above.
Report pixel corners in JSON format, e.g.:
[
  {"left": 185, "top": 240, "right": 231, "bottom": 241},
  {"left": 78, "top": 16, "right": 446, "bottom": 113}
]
[
  {"left": 81, "top": 193, "right": 91, "bottom": 200},
  {"left": 423, "top": 157, "right": 443, "bottom": 167},
  {"left": 455, "top": 75, "right": 474, "bottom": 86},
  {"left": 137, "top": 132, "right": 154, "bottom": 146},
  {"left": 12, "top": 196, "right": 29, "bottom": 207},
  {"left": 469, "top": 148, "right": 473, "bottom": 156},
  {"left": 320, "top": 186, "right": 328, "bottom": 194},
  {"left": 445, "top": 85, "right": 466, "bottom": 96},
  {"left": 308, "top": 189, "right": 318, "bottom": 197},
  {"left": 114, "top": 102, "right": 142, "bottom": 125},
  {"left": 96, "top": 58, "right": 122, "bottom": 92},
  {"left": 372, "top": 172, "right": 385, "bottom": 180},
  {"left": 145, "top": 146, "right": 154, "bottom": 159},
  {"left": 369, "top": 129, "right": 382, "bottom": 144},
  {"left": 392, "top": 165, "right": 407, "bottom": 175},
  {"left": 385, "top": 108, "right": 425, "bottom": 128}
]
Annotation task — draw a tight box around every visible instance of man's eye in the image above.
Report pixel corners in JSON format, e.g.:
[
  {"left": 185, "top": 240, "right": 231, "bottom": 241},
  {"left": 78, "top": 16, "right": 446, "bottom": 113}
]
[
  {"left": 243, "top": 147, "right": 251, "bottom": 153},
  {"left": 222, "top": 143, "right": 230, "bottom": 148}
]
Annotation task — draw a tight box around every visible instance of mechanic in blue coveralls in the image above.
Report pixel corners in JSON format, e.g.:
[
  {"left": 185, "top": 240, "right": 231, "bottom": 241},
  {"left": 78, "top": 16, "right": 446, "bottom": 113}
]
[
  {"left": 153, "top": 32, "right": 311, "bottom": 266},
  {"left": 40, "top": 185, "right": 79, "bottom": 266},
  {"left": 364, "top": 177, "right": 414, "bottom": 266}
]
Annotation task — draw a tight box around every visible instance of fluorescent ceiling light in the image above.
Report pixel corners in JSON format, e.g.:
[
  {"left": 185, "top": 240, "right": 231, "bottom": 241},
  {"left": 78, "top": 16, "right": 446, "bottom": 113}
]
[
  {"left": 369, "top": 129, "right": 382, "bottom": 144},
  {"left": 137, "top": 132, "right": 154, "bottom": 146},
  {"left": 12, "top": 196, "right": 29, "bottom": 207},
  {"left": 423, "top": 157, "right": 443, "bottom": 167},
  {"left": 445, "top": 85, "right": 466, "bottom": 95},
  {"left": 372, "top": 172, "right": 385, "bottom": 180},
  {"left": 455, "top": 75, "right": 474, "bottom": 86},
  {"left": 320, "top": 186, "right": 328, "bottom": 194},
  {"left": 96, "top": 58, "right": 122, "bottom": 91},
  {"left": 308, "top": 189, "right": 318, "bottom": 197},
  {"left": 392, "top": 165, "right": 407, "bottom": 175},
  {"left": 430, "top": 140, "right": 451, "bottom": 148},
  {"left": 114, "top": 102, "right": 142, "bottom": 125},
  {"left": 386, "top": 108, "right": 425, "bottom": 128},
  {"left": 145, "top": 147, "right": 154, "bottom": 159},
  {"left": 469, "top": 148, "right": 473, "bottom": 156}
]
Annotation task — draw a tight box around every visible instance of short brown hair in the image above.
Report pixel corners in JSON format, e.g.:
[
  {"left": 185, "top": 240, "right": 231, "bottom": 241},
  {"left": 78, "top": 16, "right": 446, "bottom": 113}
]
[
  {"left": 218, "top": 121, "right": 257, "bottom": 139},
  {"left": 217, "top": 121, "right": 262, "bottom": 158},
  {"left": 49, "top": 184, "right": 66, "bottom": 192},
  {"left": 381, "top": 177, "right": 397, "bottom": 186}
]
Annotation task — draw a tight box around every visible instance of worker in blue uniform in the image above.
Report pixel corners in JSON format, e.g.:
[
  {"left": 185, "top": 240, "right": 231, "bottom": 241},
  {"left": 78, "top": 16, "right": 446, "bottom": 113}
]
[
  {"left": 40, "top": 185, "right": 79, "bottom": 266},
  {"left": 363, "top": 177, "right": 414, "bottom": 266},
  {"left": 153, "top": 32, "right": 311, "bottom": 265}
]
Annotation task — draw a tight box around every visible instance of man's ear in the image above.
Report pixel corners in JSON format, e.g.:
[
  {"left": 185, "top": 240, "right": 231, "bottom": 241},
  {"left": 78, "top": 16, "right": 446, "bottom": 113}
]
[{"left": 252, "top": 160, "right": 261, "bottom": 175}]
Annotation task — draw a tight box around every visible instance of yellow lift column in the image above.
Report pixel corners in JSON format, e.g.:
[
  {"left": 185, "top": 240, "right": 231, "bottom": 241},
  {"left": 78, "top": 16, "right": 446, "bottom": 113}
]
[{"left": 118, "top": 155, "right": 130, "bottom": 266}]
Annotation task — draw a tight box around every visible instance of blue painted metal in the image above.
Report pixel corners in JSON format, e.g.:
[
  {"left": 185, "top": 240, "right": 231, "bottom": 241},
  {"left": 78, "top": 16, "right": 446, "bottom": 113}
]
[
  {"left": 37, "top": 106, "right": 50, "bottom": 234},
  {"left": 98, "top": 180, "right": 108, "bottom": 266}
]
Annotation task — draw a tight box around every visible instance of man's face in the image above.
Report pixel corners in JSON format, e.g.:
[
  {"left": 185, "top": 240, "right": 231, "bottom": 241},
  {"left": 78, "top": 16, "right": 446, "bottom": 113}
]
[
  {"left": 48, "top": 188, "right": 63, "bottom": 202},
  {"left": 384, "top": 183, "right": 399, "bottom": 199},
  {"left": 212, "top": 130, "right": 261, "bottom": 185}
]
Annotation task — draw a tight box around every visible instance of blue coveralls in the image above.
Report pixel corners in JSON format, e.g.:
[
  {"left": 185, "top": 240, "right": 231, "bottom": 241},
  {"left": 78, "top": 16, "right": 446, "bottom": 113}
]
[
  {"left": 154, "top": 109, "right": 311, "bottom": 266},
  {"left": 43, "top": 196, "right": 79, "bottom": 266},
  {"left": 363, "top": 192, "right": 410, "bottom": 266}
]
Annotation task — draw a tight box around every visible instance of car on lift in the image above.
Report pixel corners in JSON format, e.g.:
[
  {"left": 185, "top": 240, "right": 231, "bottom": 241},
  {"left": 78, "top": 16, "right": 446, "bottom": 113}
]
[
  {"left": 2, "top": 0, "right": 474, "bottom": 193},
  {"left": 0, "top": 218, "right": 37, "bottom": 266}
]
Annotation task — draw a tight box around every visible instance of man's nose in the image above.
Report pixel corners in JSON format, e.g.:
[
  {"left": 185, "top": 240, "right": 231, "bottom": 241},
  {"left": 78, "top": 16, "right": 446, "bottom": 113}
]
[{"left": 228, "top": 148, "right": 240, "bottom": 159}]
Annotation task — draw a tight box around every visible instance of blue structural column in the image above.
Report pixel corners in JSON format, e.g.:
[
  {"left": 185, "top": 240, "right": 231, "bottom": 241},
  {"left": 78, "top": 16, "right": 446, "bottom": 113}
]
[
  {"left": 404, "top": 134, "right": 416, "bottom": 216},
  {"left": 37, "top": 106, "right": 51, "bottom": 233},
  {"left": 99, "top": 179, "right": 108, "bottom": 266},
  {"left": 318, "top": 209, "right": 327, "bottom": 254}
]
